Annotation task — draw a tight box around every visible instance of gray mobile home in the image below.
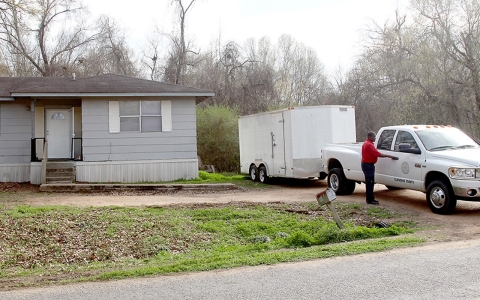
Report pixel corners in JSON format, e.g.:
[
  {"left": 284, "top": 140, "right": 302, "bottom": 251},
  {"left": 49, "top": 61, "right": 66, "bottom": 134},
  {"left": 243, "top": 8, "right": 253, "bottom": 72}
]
[{"left": 0, "top": 74, "right": 214, "bottom": 184}]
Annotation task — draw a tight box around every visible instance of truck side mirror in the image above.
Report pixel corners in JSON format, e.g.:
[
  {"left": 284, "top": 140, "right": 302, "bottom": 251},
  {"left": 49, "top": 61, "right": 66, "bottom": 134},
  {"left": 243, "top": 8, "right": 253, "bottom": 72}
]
[{"left": 399, "top": 143, "right": 421, "bottom": 154}]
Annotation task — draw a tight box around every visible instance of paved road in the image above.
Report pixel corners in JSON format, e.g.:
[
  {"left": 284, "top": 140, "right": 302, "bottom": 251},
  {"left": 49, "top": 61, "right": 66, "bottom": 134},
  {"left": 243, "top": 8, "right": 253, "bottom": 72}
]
[{"left": 2, "top": 239, "right": 480, "bottom": 300}]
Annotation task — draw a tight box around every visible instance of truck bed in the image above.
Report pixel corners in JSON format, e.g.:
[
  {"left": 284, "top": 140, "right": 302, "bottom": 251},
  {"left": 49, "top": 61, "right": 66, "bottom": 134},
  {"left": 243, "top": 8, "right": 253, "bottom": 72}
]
[{"left": 322, "top": 142, "right": 364, "bottom": 182}]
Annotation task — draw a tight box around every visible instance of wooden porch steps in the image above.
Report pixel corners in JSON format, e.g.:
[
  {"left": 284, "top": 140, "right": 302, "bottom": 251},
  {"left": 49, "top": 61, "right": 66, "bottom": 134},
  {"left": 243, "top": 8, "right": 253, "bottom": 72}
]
[{"left": 45, "top": 161, "right": 75, "bottom": 184}]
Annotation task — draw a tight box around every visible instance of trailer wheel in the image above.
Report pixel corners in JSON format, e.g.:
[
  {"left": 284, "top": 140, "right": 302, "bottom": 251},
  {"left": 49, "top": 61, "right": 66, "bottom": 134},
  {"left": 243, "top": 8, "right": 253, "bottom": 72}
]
[
  {"left": 258, "top": 166, "right": 269, "bottom": 183},
  {"left": 328, "top": 168, "right": 355, "bottom": 195},
  {"left": 426, "top": 180, "right": 457, "bottom": 215},
  {"left": 249, "top": 165, "right": 259, "bottom": 182}
]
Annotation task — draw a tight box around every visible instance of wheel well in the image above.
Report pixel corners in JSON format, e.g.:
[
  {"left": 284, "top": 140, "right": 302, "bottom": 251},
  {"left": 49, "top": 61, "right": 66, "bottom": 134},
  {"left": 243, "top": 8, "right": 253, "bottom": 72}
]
[
  {"left": 328, "top": 159, "right": 343, "bottom": 171},
  {"left": 425, "top": 171, "right": 451, "bottom": 190}
]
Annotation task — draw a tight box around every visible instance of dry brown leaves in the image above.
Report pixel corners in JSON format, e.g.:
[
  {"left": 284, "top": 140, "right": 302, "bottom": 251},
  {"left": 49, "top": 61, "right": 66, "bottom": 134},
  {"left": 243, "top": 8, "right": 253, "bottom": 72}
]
[
  {"left": 0, "top": 207, "right": 211, "bottom": 269},
  {"left": 0, "top": 183, "right": 39, "bottom": 192}
]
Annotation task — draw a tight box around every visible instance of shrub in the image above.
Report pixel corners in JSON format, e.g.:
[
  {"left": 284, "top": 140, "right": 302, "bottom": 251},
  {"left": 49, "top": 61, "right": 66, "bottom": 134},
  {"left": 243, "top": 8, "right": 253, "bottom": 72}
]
[{"left": 197, "top": 105, "right": 240, "bottom": 172}]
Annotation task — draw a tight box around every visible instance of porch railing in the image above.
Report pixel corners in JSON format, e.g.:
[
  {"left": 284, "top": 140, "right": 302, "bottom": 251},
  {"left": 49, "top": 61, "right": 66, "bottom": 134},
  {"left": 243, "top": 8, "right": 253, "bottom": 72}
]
[
  {"left": 41, "top": 140, "right": 48, "bottom": 184},
  {"left": 31, "top": 138, "right": 45, "bottom": 162},
  {"left": 31, "top": 138, "right": 83, "bottom": 162},
  {"left": 72, "top": 138, "right": 83, "bottom": 160}
]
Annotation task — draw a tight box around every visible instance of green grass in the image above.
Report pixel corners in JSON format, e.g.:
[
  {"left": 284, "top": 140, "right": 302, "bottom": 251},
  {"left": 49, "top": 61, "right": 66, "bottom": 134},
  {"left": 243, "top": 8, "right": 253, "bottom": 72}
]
[
  {"left": 94, "top": 171, "right": 268, "bottom": 189},
  {"left": 96, "top": 236, "right": 420, "bottom": 281},
  {"left": 0, "top": 201, "right": 425, "bottom": 289},
  {"left": 170, "top": 170, "right": 243, "bottom": 182},
  {"left": 169, "top": 171, "right": 272, "bottom": 189}
]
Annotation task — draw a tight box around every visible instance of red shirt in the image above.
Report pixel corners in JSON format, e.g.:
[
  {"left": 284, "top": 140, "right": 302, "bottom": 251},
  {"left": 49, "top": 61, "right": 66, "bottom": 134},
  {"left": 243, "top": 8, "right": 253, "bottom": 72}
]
[{"left": 362, "top": 139, "right": 382, "bottom": 163}]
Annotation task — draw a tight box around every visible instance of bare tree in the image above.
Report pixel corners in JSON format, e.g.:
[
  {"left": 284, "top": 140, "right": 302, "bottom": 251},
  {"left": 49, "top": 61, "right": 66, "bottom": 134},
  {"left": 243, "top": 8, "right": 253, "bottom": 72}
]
[
  {"left": 189, "top": 34, "right": 332, "bottom": 115},
  {"left": 275, "top": 34, "right": 331, "bottom": 107},
  {"left": 141, "top": 32, "right": 167, "bottom": 81},
  {"left": 163, "top": 0, "right": 199, "bottom": 84},
  {"left": 75, "top": 16, "right": 138, "bottom": 77},
  {"left": 412, "top": 0, "right": 480, "bottom": 132},
  {"left": 0, "top": 0, "right": 99, "bottom": 76},
  {"left": 336, "top": 4, "right": 480, "bottom": 139},
  {"left": 239, "top": 38, "right": 276, "bottom": 113}
]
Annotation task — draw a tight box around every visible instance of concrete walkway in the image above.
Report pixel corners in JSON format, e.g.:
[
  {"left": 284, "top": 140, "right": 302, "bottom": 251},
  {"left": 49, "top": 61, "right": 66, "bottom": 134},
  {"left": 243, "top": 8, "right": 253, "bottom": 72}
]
[{"left": 39, "top": 183, "right": 238, "bottom": 192}]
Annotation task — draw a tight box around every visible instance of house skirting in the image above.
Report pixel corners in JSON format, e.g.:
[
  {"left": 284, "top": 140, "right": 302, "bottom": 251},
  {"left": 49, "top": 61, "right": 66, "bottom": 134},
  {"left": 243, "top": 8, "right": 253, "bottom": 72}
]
[
  {"left": 75, "top": 159, "right": 199, "bottom": 183},
  {"left": 1, "top": 159, "right": 199, "bottom": 184},
  {"left": 0, "top": 163, "right": 30, "bottom": 183},
  {"left": 0, "top": 163, "right": 43, "bottom": 184}
]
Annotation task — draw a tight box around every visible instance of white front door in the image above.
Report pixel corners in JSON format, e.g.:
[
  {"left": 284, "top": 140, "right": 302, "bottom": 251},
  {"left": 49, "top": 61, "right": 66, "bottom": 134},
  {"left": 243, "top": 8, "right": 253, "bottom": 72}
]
[{"left": 46, "top": 109, "right": 72, "bottom": 159}]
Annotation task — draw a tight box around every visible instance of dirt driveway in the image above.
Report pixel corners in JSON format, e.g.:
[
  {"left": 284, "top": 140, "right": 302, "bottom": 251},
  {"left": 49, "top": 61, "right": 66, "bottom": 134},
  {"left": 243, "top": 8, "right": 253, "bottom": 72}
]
[{"left": 5, "top": 179, "right": 480, "bottom": 243}]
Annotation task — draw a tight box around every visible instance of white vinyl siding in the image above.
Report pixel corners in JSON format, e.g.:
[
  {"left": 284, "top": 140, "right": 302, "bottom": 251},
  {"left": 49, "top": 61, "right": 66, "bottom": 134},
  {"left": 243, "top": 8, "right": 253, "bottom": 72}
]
[
  {"left": 85, "top": 98, "right": 196, "bottom": 162},
  {"left": 0, "top": 102, "right": 32, "bottom": 164}
]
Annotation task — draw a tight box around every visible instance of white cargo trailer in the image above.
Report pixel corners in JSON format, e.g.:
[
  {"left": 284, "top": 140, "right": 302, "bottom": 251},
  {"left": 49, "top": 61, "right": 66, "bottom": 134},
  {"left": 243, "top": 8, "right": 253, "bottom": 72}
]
[{"left": 238, "top": 106, "right": 356, "bottom": 182}]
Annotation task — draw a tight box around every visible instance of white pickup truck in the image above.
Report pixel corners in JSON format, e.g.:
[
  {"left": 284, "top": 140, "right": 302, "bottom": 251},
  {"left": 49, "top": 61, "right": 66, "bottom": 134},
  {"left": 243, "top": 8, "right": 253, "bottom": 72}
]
[{"left": 321, "top": 125, "right": 480, "bottom": 214}]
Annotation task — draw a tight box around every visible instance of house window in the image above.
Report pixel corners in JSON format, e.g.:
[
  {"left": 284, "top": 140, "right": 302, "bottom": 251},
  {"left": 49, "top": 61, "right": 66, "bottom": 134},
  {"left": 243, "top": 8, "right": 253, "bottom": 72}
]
[
  {"left": 119, "top": 101, "right": 162, "bottom": 132},
  {"left": 109, "top": 100, "right": 171, "bottom": 134}
]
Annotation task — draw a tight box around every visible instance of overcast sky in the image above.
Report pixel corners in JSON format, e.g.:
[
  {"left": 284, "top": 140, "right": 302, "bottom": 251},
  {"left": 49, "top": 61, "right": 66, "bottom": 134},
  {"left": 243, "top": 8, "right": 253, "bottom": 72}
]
[{"left": 84, "top": 0, "right": 410, "bottom": 74}]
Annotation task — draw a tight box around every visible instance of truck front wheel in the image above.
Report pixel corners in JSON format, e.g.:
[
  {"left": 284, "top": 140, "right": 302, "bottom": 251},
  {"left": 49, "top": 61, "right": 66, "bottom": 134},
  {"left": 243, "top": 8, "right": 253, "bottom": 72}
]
[
  {"left": 426, "top": 180, "right": 457, "bottom": 215},
  {"left": 249, "top": 165, "right": 259, "bottom": 182},
  {"left": 328, "top": 168, "right": 355, "bottom": 195}
]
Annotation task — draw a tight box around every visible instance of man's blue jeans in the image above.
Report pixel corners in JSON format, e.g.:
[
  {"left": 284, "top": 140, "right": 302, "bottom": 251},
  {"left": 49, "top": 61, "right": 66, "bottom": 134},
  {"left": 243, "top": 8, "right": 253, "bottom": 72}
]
[{"left": 361, "top": 162, "right": 375, "bottom": 202}]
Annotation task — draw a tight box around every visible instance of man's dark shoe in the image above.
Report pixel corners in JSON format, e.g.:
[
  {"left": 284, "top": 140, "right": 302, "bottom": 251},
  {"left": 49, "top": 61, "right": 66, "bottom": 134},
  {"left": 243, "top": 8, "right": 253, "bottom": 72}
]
[{"left": 366, "top": 200, "right": 379, "bottom": 205}]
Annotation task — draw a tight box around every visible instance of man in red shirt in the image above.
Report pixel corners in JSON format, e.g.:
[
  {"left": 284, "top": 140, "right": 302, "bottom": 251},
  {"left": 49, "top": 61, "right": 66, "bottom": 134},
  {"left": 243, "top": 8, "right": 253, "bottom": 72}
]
[{"left": 361, "top": 131, "right": 398, "bottom": 205}]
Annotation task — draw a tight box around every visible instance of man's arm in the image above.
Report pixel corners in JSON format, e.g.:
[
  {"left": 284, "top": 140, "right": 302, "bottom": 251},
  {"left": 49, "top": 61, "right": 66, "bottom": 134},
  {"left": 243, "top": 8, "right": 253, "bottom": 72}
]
[{"left": 379, "top": 153, "right": 399, "bottom": 160}]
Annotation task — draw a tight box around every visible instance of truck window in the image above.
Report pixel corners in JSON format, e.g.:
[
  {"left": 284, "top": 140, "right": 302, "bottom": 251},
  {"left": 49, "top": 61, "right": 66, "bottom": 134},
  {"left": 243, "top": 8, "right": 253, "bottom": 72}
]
[
  {"left": 377, "top": 130, "right": 395, "bottom": 150},
  {"left": 394, "top": 131, "right": 418, "bottom": 151},
  {"left": 417, "top": 128, "right": 479, "bottom": 151}
]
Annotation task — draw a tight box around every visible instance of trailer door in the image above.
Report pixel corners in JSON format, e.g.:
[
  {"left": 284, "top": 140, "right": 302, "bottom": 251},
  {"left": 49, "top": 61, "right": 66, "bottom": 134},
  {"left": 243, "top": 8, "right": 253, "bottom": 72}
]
[{"left": 271, "top": 112, "right": 286, "bottom": 177}]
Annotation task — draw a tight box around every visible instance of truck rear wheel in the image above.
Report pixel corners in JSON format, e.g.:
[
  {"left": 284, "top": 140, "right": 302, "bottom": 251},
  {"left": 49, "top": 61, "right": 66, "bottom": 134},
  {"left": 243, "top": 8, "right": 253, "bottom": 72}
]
[
  {"left": 249, "top": 165, "right": 259, "bottom": 182},
  {"left": 328, "top": 168, "right": 355, "bottom": 195},
  {"left": 426, "top": 180, "right": 457, "bottom": 215}
]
